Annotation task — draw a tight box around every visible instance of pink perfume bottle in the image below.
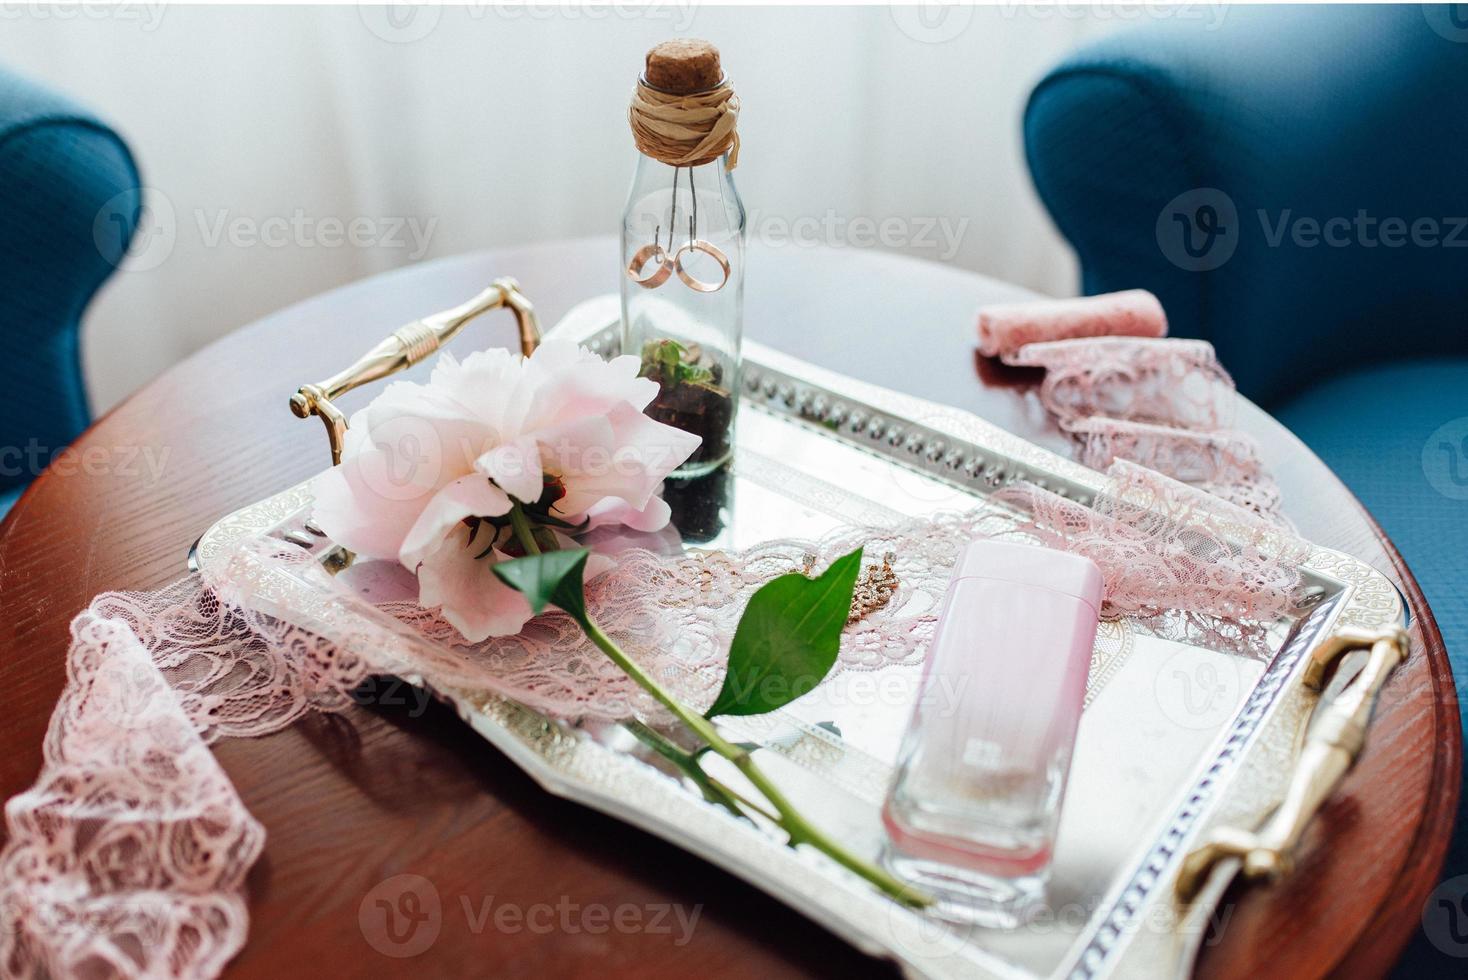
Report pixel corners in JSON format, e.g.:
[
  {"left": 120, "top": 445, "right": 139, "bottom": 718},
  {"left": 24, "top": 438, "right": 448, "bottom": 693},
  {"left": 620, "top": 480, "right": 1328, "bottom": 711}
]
[{"left": 883, "top": 539, "right": 1102, "bottom": 925}]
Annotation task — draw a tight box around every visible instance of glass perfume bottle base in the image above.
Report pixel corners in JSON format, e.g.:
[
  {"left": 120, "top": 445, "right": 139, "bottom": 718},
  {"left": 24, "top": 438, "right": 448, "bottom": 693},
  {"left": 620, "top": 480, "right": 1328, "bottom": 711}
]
[{"left": 882, "top": 847, "right": 1046, "bottom": 929}]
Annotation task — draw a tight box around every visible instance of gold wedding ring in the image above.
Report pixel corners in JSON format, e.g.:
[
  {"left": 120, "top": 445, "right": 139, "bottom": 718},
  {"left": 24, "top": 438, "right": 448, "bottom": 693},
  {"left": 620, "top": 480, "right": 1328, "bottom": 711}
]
[
  {"left": 673, "top": 239, "right": 731, "bottom": 293},
  {"left": 627, "top": 242, "right": 673, "bottom": 289}
]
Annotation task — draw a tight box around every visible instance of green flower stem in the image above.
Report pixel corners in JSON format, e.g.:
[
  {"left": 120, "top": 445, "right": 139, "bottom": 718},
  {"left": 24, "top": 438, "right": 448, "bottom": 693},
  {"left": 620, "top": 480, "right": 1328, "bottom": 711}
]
[
  {"left": 580, "top": 617, "right": 926, "bottom": 907},
  {"left": 500, "top": 507, "right": 925, "bottom": 906},
  {"left": 624, "top": 719, "right": 778, "bottom": 824},
  {"left": 508, "top": 503, "right": 542, "bottom": 555}
]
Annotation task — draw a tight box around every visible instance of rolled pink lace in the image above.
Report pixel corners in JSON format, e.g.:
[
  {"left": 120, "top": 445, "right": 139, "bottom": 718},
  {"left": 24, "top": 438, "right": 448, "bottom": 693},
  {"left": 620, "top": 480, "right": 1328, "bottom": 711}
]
[
  {"left": 974, "top": 288, "right": 1287, "bottom": 525},
  {"left": 975, "top": 289, "right": 1167, "bottom": 359}
]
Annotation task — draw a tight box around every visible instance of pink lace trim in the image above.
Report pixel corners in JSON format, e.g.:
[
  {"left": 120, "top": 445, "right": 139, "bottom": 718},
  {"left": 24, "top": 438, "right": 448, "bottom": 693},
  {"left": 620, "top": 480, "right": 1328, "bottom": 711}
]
[
  {"left": 994, "top": 463, "right": 1304, "bottom": 623},
  {"left": 1, "top": 587, "right": 267, "bottom": 980},
  {"left": 1006, "top": 337, "right": 1236, "bottom": 430}
]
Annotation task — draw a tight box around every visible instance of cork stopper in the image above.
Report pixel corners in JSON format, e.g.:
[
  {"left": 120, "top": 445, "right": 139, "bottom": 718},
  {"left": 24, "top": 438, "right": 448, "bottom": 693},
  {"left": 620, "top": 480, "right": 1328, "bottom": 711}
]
[{"left": 644, "top": 39, "right": 723, "bottom": 95}]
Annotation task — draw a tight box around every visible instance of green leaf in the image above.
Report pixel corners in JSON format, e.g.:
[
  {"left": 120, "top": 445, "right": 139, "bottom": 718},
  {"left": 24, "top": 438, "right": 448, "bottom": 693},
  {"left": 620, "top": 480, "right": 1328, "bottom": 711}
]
[
  {"left": 492, "top": 548, "right": 590, "bottom": 623},
  {"left": 705, "top": 547, "right": 864, "bottom": 719}
]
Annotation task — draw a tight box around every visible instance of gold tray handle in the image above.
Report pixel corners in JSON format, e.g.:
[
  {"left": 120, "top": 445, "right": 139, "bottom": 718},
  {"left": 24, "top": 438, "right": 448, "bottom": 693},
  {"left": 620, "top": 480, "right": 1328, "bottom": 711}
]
[
  {"left": 1176, "top": 624, "right": 1409, "bottom": 902},
  {"left": 290, "top": 278, "right": 541, "bottom": 465}
]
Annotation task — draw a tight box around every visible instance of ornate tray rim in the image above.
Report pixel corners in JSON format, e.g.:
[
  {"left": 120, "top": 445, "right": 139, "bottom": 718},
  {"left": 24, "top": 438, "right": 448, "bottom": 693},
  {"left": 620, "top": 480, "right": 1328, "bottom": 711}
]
[{"left": 196, "top": 302, "right": 1404, "bottom": 980}]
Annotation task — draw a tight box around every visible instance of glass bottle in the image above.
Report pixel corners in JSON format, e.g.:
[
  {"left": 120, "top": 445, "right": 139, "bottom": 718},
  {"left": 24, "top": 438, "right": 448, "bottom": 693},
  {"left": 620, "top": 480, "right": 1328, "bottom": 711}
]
[{"left": 621, "top": 43, "right": 745, "bottom": 479}]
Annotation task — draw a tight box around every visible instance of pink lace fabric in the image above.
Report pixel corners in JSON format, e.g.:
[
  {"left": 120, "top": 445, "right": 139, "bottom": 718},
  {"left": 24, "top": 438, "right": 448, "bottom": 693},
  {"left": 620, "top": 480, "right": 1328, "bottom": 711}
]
[
  {"left": 995, "top": 461, "right": 1305, "bottom": 623},
  {"left": 1005, "top": 337, "right": 1235, "bottom": 430},
  {"left": 990, "top": 325, "right": 1285, "bottom": 524},
  {"left": 0, "top": 583, "right": 268, "bottom": 979}
]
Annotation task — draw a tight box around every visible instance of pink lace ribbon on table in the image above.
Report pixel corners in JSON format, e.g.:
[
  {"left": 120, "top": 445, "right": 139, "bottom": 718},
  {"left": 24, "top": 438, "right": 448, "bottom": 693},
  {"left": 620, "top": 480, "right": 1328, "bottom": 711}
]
[{"left": 976, "top": 292, "right": 1288, "bottom": 525}]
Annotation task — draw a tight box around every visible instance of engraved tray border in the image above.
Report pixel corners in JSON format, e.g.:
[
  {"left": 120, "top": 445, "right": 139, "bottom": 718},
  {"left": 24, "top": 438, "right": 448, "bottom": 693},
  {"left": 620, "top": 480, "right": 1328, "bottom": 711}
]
[{"left": 197, "top": 308, "right": 1403, "bottom": 980}]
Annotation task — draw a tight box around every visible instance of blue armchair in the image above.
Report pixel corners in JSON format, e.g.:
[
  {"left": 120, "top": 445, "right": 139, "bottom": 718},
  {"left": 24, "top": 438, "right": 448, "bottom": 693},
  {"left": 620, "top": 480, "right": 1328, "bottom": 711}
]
[
  {"left": 0, "top": 66, "right": 140, "bottom": 519},
  {"left": 1025, "top": 5, "right": 1468, "bottom": 972}
]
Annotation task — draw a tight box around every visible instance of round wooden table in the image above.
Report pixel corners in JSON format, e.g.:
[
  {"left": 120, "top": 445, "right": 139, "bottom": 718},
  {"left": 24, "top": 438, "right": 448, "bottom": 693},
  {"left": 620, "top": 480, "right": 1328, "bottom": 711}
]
[{"left": 0, "top": 238, "right": 1456, "bottom": 978}]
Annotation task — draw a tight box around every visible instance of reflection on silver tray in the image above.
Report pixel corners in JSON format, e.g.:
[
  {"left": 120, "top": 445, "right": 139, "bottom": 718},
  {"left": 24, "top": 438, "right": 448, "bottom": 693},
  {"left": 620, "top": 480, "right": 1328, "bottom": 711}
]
[{"left": 197, "top": 297, "right": 1402, "bottom": 980}]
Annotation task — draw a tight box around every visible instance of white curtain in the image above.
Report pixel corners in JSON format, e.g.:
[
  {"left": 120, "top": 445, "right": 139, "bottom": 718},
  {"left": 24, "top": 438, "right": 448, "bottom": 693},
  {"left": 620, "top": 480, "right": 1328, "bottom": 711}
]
[{"left": 0, "top": 4, "right": 1125, "bottom": 411}]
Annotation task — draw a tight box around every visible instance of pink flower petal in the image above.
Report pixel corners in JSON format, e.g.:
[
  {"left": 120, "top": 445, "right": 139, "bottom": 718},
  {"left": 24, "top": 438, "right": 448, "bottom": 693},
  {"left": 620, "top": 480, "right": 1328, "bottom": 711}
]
[
  {"left": 475, "top": 435, "right": 543, "bottom": 505},
  {"left": 399, "top": 476, "right": 512, "bottom": 571},
  {"left": 416, "top": 525, "right": 534, "bottom": 641},
  {"left": 583, "top": 494, "right": 673, "bottom": 533},
  {"left": 554, "top": 403, "right": 701, "bottom": 519}
]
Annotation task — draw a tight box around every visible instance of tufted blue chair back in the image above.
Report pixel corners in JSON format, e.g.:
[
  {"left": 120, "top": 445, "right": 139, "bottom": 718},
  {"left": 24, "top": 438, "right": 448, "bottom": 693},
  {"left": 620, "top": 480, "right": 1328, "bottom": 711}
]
[
  {"left": 1024, "top": 4, "right": 1468, "bottom": 407},
  {"left": 0, "top": 65, "right": 140, "bottom": 501}
]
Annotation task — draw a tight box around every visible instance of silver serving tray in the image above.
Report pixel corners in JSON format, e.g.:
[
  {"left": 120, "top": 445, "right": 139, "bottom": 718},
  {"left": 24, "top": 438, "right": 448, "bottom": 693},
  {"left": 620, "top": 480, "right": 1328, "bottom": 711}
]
[{"left": 197, "top": 296, "right": 1403, "bottom": 979}]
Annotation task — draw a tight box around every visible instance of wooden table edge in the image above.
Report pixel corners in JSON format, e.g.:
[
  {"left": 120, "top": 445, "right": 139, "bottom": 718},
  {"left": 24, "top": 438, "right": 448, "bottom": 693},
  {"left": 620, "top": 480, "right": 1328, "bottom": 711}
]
[{"left": 1337, "top": 503, "right": 1460, "bottom": 978}]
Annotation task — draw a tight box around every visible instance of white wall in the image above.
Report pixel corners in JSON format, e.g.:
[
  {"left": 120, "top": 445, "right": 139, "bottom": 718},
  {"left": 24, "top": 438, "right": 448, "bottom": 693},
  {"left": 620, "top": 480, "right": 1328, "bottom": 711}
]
[{"left": 0, "top": 4, "right": 1124, "bottom": 412}]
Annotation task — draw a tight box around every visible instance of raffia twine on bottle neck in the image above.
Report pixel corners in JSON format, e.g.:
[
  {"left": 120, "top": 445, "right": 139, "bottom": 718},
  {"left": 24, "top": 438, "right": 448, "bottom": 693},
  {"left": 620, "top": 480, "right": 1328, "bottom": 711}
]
[{"left": 628, "top": 79, "right": 740, "bottom": 171}]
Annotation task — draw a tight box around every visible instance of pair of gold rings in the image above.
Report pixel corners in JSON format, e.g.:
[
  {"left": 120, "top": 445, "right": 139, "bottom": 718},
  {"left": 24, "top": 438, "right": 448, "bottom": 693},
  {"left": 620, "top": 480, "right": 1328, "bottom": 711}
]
[{"left": 627, "top": 239, "right": 731, "bottom": 293}]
